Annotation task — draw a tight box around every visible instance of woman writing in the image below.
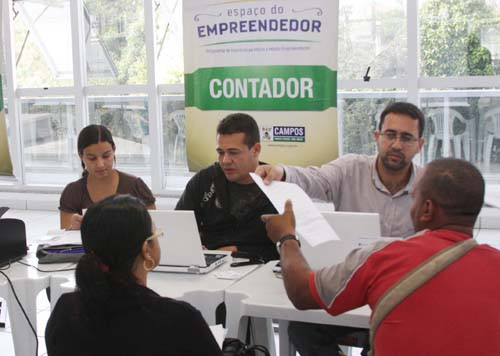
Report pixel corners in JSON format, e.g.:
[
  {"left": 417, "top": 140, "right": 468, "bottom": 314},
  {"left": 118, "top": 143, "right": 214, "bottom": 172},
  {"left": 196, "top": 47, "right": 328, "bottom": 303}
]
[
  {"left": 46, "top": 195, "right": 222, "bottom": 356},
  {"left": 59, "top": 124, "right": 155, "bottom": 229}
]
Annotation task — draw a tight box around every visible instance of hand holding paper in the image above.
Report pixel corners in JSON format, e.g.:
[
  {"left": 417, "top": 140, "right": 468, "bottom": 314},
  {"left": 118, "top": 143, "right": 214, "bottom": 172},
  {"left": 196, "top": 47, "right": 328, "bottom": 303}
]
[
  {"left": 251, "top": 173, "right": 338, "bottom": 246},
  {"left": 261, "top": 199, "right": 296, "bottom": 243}
]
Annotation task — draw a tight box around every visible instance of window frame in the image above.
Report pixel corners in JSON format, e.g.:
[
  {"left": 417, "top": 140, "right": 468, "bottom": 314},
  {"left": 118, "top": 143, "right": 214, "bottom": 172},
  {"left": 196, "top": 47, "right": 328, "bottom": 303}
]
[{"left": 2, "top": 0, "right": 500, "bottom": 196}]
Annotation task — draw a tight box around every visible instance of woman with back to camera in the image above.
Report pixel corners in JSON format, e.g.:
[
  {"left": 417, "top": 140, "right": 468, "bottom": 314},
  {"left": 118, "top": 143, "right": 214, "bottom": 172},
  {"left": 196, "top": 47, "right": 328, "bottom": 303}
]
[
  {"left": 46, "top": 194, "right": 222, "bottom": 356},
  {"left": 59, "top": 124, "right": 155, "bottom": 230}
]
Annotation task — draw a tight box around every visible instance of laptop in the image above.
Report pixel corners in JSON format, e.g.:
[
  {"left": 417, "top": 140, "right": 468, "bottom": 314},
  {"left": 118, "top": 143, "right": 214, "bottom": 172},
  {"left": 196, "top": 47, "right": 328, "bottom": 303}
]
[
  {"left": 0, "top": 218, "right": 28, "bottom": 268},
  {"left": 149, "top": 210, "right": 229, "bottom": 274},
  {"left": 300, "top": 211, "right": 382, "bottom": 270}
]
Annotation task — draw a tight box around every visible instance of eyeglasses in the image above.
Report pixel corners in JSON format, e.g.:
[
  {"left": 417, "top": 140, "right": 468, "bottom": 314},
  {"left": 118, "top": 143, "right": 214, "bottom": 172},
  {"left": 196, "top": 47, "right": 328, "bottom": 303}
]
[
  {"left": 145, "top": 229, "right": 164, "bottom": 241},
  {"left": 380, "top": 131, "right": 418, "bottom": 145}
]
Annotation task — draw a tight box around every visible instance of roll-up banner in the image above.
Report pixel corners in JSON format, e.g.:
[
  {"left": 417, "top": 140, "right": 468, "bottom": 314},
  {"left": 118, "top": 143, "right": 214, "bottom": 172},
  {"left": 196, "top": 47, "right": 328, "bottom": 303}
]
[
  {"left": 183, "top": 0, "right": 338, "bottom": 171},
  {"left": 0, "top": 75, "right": 13, "bottom": 176},
  {"left": 0, "top": 4, "right": 14, "bottom": 176}
]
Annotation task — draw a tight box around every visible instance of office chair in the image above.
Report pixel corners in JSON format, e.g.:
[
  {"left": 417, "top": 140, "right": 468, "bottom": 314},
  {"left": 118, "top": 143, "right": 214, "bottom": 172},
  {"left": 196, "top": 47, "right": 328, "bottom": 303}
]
[{"left": 483, "top": 107, "right": 500, "bottom": 169}]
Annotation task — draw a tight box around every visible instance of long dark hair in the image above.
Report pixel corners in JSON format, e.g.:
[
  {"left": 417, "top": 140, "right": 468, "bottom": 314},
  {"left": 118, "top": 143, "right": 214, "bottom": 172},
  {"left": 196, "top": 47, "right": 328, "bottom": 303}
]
[
  {"left": 77, "top": 124, "right": 116, "bottom": 176},
  {"left": 75, "top": 194, "right": 153, "bottom": 320}
]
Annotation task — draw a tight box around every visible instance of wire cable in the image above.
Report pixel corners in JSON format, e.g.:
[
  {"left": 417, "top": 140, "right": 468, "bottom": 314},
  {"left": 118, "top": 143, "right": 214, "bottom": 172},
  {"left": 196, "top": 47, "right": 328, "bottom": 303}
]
[
  {"left": 0, "top": 270, "right": 39, "bottom": 356},
  {"left": 17, "top": 261, "right": 76, "bottom": 273}
]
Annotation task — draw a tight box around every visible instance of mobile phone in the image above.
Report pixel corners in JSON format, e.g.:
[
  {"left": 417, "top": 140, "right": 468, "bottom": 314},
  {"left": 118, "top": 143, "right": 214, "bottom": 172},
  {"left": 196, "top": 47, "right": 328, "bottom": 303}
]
[{"left": 272, "top": 261, "right": 281, "bottom": 273}]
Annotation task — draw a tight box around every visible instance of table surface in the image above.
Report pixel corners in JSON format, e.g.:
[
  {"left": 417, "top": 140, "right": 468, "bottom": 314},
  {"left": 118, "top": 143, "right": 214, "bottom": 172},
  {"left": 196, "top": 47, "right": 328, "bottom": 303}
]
[
  {"left": 2, "top": 208, "right": 499, "bottom": 356},
  {"left": 225, "top": 261, "right": 370, "bottom": 332}
]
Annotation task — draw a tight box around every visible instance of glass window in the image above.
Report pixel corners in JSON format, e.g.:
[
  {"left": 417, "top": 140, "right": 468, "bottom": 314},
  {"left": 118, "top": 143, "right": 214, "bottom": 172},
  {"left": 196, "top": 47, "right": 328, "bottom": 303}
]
[
  {"left": 419, "top": 0, "right": 500, "bottom": 77},
  {"left": 88, "top": 95, "right": 151, "bottom": 183},
  {"left": 420, "top": 91, "right": 500, "bottom": 176},
  {"left": 339, "top": 94, "right": 403, "bottom": 155},
  {"left": 161, "top": 94, "right": 191, "bottom": 189},
  {"left": 155, "top": 0, "right": 184, "bottom": 84},
  {"left": 84, "top": 0, "right": 146, "bottom": 85},
  {"left": 21, "top": 97, "right": 77, "bottom": 185},
  {"left": 339, "top": 0, "right": 407, "bottom": 80},
  {"left": 13, "top": 0, "right": 74, "bottom": 88}
]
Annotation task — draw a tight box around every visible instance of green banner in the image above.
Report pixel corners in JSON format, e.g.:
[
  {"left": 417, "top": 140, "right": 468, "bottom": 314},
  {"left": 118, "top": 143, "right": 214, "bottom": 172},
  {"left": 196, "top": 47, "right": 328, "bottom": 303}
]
[{"left": 185, "top": 65, "right": 336, "bottom": 111}]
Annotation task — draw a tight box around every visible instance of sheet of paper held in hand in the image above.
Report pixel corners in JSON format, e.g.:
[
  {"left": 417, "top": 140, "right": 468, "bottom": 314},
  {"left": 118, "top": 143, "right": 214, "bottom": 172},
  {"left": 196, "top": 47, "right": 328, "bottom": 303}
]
[{"left": 250, "top": 173, "right": 338, "bottom": 246}]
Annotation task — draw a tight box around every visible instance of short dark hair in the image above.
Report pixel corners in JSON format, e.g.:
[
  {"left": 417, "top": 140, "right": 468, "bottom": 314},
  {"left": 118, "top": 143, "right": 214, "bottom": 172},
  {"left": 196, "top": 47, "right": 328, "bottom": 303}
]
[
  {"left": 379, "top": 102, "right": 425, "bottom": 138},
  {"left": 419, "top": 158, "right": 484, "bottom": 220},
  {"left": 77, "top": 125, "right": 116, "bottom": 173},
  {"left": 76, "top": 195, "right": 153, "bottom": 317},
  {"left": 216, "top": 113, "right": 260, "bottom": 148}
]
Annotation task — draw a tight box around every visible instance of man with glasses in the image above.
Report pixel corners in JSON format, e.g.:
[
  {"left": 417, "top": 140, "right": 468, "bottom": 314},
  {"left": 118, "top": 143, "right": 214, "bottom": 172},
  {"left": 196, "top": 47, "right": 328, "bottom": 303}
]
[
  {"left": 256, "top": 101, "right": 425, "bottom": 238},
  {"left": 255, "top": 101, "right": 425, "bottom": 355}
]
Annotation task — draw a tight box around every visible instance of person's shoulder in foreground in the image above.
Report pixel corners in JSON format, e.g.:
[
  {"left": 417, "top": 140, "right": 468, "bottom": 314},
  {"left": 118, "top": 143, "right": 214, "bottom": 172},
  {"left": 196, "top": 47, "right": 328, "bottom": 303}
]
[
  {"left": 46, "top": 289, "right": 221, "bottom": 356},
  {"left": 48, "top": 195, "right": 220, "bottom": 356},
  {"left": 263, "top": 157, "right": 500, "bottom": 356}
]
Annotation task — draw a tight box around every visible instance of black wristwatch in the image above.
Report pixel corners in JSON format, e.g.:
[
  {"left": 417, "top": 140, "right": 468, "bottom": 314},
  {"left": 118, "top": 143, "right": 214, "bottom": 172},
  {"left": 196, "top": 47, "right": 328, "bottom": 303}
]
[{"left": 276, "top": 234, "right": 300, "bottom": 253}]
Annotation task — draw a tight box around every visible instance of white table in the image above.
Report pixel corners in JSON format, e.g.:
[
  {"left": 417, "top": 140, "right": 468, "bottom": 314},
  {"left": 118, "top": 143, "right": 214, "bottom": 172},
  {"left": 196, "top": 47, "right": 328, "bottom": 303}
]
[
  {"left": 51, "top": 258, "right": 260, "bottom": 325},
  {"left": 225, "top": 261, "right": 370, "bottom": 356},
  {"left": 1, "top": 248, "right": 259, "bottom": 356},
  {"left": 0, "top": 252, "right": 77, "bottom": 356}
]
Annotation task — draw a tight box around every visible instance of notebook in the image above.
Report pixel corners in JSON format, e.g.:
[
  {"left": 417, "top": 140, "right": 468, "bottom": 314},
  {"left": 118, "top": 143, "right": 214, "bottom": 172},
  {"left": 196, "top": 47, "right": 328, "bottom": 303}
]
[
  {"left": 300, "top": 211, "right": 382, "bottom": 270},
  {"left": 148, "top": 210, "right": 229, "bottom": 274}
]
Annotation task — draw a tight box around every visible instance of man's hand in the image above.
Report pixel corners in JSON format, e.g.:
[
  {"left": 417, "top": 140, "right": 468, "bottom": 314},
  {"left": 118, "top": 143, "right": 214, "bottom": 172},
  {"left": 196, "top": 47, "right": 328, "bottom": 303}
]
[
  {"left": 262, "top": 200, "right": 296, "bottom": 243},
  {"left": 218, "top": 245, "right": 238, "bottom": 252},
  {"left": 255, "top": 164, "right": 285, "bottom": 185},
  {"left": 69, "top": 214, "right": 83, "bottom": 230}
]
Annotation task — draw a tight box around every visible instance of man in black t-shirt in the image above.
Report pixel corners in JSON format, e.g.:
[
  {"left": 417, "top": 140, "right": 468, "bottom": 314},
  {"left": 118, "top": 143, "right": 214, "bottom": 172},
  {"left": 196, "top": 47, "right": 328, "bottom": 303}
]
[{"left": 175, "top": 113, "right": 279, "bottom": 262}]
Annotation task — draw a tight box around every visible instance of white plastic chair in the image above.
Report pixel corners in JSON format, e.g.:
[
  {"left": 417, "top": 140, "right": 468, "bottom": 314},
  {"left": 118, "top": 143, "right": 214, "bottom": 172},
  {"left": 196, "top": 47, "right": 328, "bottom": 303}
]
[
  {"left": 427, "top": 108, "right": 470, "bottom": 160},
  {"left": 169, "top": 110, "right": 186, "bottom": 164},
  {"left": 483, "top": 107, "right": 500, "bottom": 168}
]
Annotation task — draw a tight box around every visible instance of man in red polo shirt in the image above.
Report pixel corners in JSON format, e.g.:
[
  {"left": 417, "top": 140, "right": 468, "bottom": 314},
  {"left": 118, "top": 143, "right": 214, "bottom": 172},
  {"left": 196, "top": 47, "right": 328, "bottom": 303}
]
[{"left": 263, "top": 158, "right": 500, "bottom": 355}]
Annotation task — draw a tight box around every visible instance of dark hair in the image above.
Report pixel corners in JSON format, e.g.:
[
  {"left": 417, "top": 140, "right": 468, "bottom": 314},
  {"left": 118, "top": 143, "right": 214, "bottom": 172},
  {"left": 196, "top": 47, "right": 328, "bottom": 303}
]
[
  {"left": 216, "top": 113, "right": 260, "bottom": 148},
  {"left": 419, "top": 158, "right": 484, "bottom": 220},
  {"left": 75, "top": 195, "right": 153, "bottom": 320},
  {"left": 379, "top": 102, "right": 425, "bottom": 138},
  {"left": 77, "top": 125, "right": 116, "bottom": 174}
]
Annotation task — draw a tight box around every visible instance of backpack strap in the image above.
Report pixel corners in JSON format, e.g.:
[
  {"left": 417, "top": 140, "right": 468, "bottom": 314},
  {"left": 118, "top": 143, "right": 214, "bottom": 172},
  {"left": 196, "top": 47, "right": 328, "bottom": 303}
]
[{"left": 368, "top": 238, "right": 477, "bottom": 356}]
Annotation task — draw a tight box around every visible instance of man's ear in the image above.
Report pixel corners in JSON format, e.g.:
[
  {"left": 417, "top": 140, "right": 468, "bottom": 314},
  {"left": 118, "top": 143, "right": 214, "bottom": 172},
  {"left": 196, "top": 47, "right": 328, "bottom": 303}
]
[
  {"left": 417, "top": 137, "right": 425, "bottom": 153},
  {"left": 373, "top": 130, "right": 381, "bottom": 142},
  {"left": 253, "top": 142, "right": 261, "bottom": 156},
  {"left": 420, "top": 199, "right": 435, "bottom": 222}
]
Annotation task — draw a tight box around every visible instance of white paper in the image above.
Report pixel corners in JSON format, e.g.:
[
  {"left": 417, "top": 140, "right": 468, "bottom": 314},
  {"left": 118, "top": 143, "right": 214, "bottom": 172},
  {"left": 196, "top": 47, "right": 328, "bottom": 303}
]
[
  {"left": 250, "top": 173, "right": 338, "bottom": 246},
  {"left": 209, "top": 324, "right": 226, "bottom": 349},
  {"left": 213, "top": 270, "right": 242, "bottom": 280},
  {"left": 41, "top": 230, "right": 82, "bottom": 245}
]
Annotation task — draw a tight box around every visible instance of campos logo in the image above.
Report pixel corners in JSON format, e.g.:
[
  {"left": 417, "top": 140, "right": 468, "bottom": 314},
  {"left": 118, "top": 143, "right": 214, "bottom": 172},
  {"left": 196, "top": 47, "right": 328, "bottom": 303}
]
[
  {"left": 272, "top": 126, "right": 305, "bottom": 142},
  {"left": 261, "top": 127, "right": 273, "bottom": 141}
]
